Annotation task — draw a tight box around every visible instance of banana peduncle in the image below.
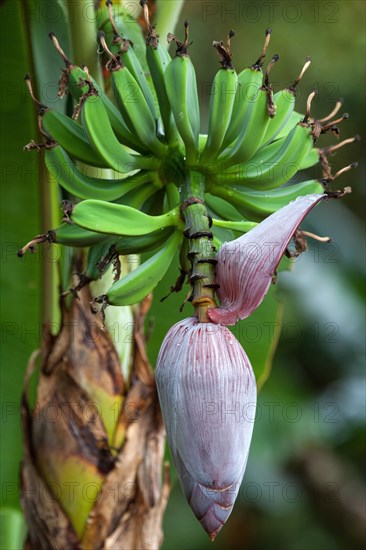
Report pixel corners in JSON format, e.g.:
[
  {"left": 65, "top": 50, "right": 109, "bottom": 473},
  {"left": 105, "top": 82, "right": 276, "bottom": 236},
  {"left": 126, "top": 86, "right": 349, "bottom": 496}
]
[{"left": 178, "top": 169, "right": 218, "bottom": 322}]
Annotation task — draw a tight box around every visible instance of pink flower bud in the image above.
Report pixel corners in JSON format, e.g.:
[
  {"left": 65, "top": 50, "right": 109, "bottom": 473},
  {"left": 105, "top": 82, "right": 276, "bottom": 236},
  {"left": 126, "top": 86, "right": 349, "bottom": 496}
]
[
  {"left": 209, "top": 194, "right": 326, "bottom": 325},
  {"left": 156, "top": 317, "right": 256, "bottom": 540}
]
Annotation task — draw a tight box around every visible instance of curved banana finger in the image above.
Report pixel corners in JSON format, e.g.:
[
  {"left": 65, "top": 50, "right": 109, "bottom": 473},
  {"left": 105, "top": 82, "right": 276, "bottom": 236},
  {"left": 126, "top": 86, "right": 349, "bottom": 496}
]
[
  {"left": 45, "top": 146, "right": 153, "bottom": 201},
  {"left": 71, "top": 199, "right": 182, "bottom": 236},
  {"left": 210, "top": 179, "right": 324, "bottom": 218},
  {"left": 104, "top": 231, "right": 182, "bottom": 306},
  {"left": 259, "top": 57, "right": 312, "bottom": 148},
  {"left": 217, "top": 122, "right": 314, "bottom": 189},
  {"left": 142, "top": 2, "right": 180, "bottom": 144},
  {"left": 219, "top": 54, "right": 278, "bottom": 166},
  {"left": 164, "top": 21, "right": 200, "bottom": 164},
  {"left": 201, "top": 32, "right": 238, "bottom": 163},
  {"left": 49, "top": 33, "right": 147, "bottom": 153},
  {"left": 204, "top": 193, "right": 243, "bottom": 221},
  {"left": 41, "top": 109, "right": 106, "bottom": 168},
  {"left": 99, "top": 34, "right": 166, "bottom": 159},
  {"left": 80, "top": 85, "right": 159, "bottom": 173}
]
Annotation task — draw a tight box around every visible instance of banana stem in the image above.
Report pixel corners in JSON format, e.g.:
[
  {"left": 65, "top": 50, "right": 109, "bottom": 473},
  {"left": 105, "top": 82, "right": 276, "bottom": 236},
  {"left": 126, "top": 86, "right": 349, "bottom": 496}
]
[{"left": 179, "top": 170, "right": 217, "bottom": 322}]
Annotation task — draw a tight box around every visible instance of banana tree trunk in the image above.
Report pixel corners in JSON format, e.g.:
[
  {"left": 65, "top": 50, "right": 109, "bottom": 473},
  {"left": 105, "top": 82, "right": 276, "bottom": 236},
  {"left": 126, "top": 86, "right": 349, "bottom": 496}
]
[{"left": 21, "top": 289, "right": 169, "bottom": 549}]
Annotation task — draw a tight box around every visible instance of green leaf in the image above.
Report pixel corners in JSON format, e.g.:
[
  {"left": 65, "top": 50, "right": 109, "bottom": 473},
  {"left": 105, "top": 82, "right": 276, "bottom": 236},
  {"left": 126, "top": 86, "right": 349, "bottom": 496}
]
[
  {"left": 0, "top": 0, "right": 72, "bottom": 515},
  {"left": 0, "top": 3, "right": 42, "bottom": 510}
]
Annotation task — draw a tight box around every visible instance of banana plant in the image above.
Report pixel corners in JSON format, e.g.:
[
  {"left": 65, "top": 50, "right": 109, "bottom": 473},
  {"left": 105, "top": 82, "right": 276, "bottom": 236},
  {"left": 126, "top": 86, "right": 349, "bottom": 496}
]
[{"left": 2, "top": 0, "right": 358, "bottom": 547}]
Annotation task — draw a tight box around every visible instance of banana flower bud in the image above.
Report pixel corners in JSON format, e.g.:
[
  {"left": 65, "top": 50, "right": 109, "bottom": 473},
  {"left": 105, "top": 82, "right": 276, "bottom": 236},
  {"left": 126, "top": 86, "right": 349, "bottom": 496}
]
[
  {"left": 156, "top": 317, "right": 256, "bottom": 540},
  {"left": 156, "top": 194, "right": 328, "bottom": 538},
  {"left": 209, "top": 193, "right": 326, "bottom": 325}
]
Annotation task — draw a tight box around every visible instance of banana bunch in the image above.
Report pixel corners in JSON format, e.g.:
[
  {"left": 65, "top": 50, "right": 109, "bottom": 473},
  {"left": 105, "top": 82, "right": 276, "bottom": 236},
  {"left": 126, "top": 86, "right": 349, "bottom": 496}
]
[{"left": 21, "top": 0, "right": 357, "bottom": 311}]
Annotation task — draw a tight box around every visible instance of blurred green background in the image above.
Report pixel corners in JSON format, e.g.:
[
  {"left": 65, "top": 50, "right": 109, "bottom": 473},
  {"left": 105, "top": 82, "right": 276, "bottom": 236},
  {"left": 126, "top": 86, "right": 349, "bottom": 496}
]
[{"left": 1, "top": 1, "right": 365, "bottom": 549}]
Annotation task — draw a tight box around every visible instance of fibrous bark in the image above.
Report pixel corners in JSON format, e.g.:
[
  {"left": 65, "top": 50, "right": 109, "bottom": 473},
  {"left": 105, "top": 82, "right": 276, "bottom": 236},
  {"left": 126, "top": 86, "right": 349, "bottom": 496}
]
[{"left": 21, "top": 289, "right": 169, "bottom": 549}]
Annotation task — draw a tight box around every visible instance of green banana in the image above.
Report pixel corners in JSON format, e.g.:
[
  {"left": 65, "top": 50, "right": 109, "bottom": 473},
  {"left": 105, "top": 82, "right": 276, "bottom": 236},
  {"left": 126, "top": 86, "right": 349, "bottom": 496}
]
[
  {"left": 114, "top": 227, "right": 175, "bottom": 255},
  {"left": 52, "top": 224, "right": 112, "bottom": 246},
  {"left": 259, "top": 58, "right": 312, "bottom": 147},
  {"left": 84, "top": 239, "right": 116, "bottom": 282},
  {"left": 202, "top": 67, "right": 237, "bottom": 160},
  {"left": 198, "top": 134, "right": 208, "bottom": 154},
  {"left": 117, "top": 37, "right": 158, "bottom": 123},
  {"left": 97, "top": 1, "right": 147, "bottom": 68},
  {"left": 49, "top": 33, "right": 147, "bottom": 153},
  {"left": 218, "top": 84, "right": 271, "bottom": 166},
  {"left": 209, "top": 179, "right": 324, "bottom": 218},
  {"left": 109, "top": 67, "right": 165, "bottom": 157},
  {"left": 200, "top": 33, "right": 238, "bottom": 163},
  {"left": 143, "top": 5, "right": 179, "bottom": 144},
  {"left": 205, "top": 194, "right": 257, "bottom": 233},
  {"left": 204, "top": 193, "right": 244, "bottom": 221},
  {"left": 146, "top": 42, "right": 176, "bottom": 140},
  {"left": 219, "top": 29, "right": 272, "bottom": 150},
  {"left": 104, "top": 231, "right": 182, "bottom": 306},
  {"left": 164, "top": 183, "right": 181, "bottom": 211},
  {"left": 83, "top": 228, "right": 174, "bottom": 284},
  {"left": 164, "top": 22, "right": 200, "bottom": 164},
  {"left": 45, "top": 145, "right": 153, "bottom": 201},
  {"left": 71, "top": 199, "right": 182, "bottom": 236},
  {"left": 212, "top": 218, "right": 257, "bottom": 232},
  {"left": 40, "top": 109, "right": 106, "bottom": 168},
  {"left": 99, "top": 33, "right": 166, "bottom": 158},
  {"left": 80, "top": 88, "right": 159, "bottom": 173},
  {"left": 201, "top": 38, "right": 238, "bottom": 163},
  {"left": 259, "top": 88, "right": 295, "bottom": 147},
  {"left": 115, "top": 183, "right": 160, "bottom": 210},
  {"left": 74, "top": 67, "right": 148, "bottom": 153},
  {"left": 218, "top": 53, "right": 280, "bottom": 167},
  {"left": 211, "top": 226, "right": 235, "bottom": 246},
  {"left": 221, "top": 67, "right": 263, "bottom": 149},
  {"left": 90, "top": 76, "right": 151, "bottom": 154},
  {"left": 102, "top": 0, "right": 157, "bottom": 119},
  {"left": 275, "top": 110, "right": 304, "bottom": 141},
  {"left": 299, "top": 148, "right": 320, "bottom": 170},
  {"left": 216, "top": 122, "right": 314, "bottom": 189},
  {"left": 216, "top": 134, "right": 287, "bottom": 182}
]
